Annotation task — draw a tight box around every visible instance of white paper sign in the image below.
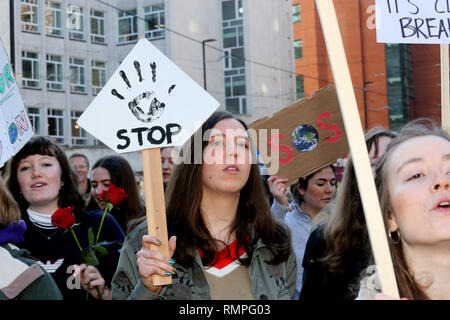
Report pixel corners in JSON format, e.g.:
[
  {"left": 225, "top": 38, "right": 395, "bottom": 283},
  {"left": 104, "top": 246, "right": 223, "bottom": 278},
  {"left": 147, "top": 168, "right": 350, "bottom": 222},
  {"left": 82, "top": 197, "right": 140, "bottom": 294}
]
[
  {"left": 376, "top": 0, "right": 450, "bottom": 44},
  {"left": 0, "top": 40, "right": 34, "bottom": 168},
  {"left": 78, "top": 39, "right": 220, "bottom": 153}
]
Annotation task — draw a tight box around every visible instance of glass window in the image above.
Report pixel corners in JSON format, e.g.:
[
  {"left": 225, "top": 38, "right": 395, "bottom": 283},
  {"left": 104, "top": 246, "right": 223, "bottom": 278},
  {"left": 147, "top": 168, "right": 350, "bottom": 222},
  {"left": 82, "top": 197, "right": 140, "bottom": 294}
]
[
  {"left": 222, "top": 0, "right": 246, "bottom": 115},
  {"left": 296, "top": 75, "right": 305, "bottom": 100},
  {"left": 27, "top": 107, "right": 40, "bottom": 134},
  {"left": 47, "top": 109, "right": 64, "bottom": 144},
  {"left": 145, "top": 5, "right": 165, "bottom": 40},
  {"left": 118, "top": 10, "right": 138, "bottom": 44},
  {"left": 71, "top": 110, "right": 87, "bottom": 145},
  {"left": 46, "top": 54, "right": 63, "bottom": 90},
  {"left": 68, "top": 5, "right": 85, "bottom": 40},
  {"left": 22, "top": 51, "right": 40, "bottom": 88},
  {"left": 294, "top": 39, "right": 303, "bottom": 59},
  {"left": 91, "top": 60, "right": 106, "bottom": 95},
  {"left": 69, "top": 58, "right": 85, "bottom": 93},
  {"left": 21, "top": 0, "right": 39, "bottom": 32},
  {"left": 90, "top": 10, "right": 105, "bottom": 43},
  {"left": 292, "top": 4, "right": 301, "bottom": 23},
  {"left": 45, "top": 1, "right": 62, "bottom": 36}
]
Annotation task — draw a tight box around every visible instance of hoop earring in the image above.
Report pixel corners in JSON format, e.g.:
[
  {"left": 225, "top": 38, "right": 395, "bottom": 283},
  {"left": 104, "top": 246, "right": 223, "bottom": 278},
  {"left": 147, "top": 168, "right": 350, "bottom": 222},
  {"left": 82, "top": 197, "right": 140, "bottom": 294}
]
[{"left": 388, "top": 228, "right": 401, "bottom": 245}]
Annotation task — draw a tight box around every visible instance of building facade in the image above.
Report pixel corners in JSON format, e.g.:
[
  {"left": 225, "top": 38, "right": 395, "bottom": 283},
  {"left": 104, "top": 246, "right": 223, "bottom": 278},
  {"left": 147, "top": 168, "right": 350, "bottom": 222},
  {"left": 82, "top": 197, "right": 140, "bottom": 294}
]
[
  {"left": 291, "top": 0, "right": 442, "bottom": 131},
  {"left": 7, "top": 0, "right": 296, "bottom": 169}
]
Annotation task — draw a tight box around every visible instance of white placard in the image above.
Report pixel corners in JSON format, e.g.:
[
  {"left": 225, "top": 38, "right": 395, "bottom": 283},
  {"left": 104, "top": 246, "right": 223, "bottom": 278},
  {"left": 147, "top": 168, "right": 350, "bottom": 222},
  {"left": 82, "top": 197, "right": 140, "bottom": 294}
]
[
  {"left": 376, "top": 0, "right": 450, "bottom": 44},
  {"left": 78, "top": 39, "right": 220, "bottom": 153},
  {"left": 0, "top": 40, "right": 34, "bottom": 168}
]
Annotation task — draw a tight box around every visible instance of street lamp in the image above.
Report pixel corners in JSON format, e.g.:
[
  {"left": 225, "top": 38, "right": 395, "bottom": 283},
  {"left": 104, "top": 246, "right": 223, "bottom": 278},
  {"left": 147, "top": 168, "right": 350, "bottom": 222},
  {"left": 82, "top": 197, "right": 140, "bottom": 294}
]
[{"left": 202, "top": 39, "right": 216, "bottom": 91}]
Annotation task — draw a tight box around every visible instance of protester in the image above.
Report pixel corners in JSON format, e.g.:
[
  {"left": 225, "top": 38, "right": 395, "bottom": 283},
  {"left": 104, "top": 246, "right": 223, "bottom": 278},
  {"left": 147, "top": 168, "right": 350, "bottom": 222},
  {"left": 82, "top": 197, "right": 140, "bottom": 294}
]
[
  {"left": 268, "top": 165, "right": 336, "bottom": 299},
  {"left": 357, "top": 120, "right": 450, "bottom": 300},
  {"left": 6, "top": 136, "right": 124, "bottom": 300},
  {"left": 161, "top": 147, "right": 174, "bottom": 190},
  {"left": 0, "top": 177, "right": 62, "bottom": 300},
  {"left": 299, "top": 128, "right": 396, "bottom": 300},
  {"left": 87, "top": 155, "right": 145, "bottom": 234},
  {"left": 111, "top": 110, "right": 296, "bottom": 300},
  {"left": 69, "top": 153, "right": 91, "bottom": 203}
]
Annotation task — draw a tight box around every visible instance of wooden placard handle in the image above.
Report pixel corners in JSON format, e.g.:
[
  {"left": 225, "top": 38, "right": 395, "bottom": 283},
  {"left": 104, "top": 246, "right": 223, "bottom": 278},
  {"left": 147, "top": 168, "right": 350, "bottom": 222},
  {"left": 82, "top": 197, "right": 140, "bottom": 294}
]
[
  {"left": 315, "top": 0, "right": 400, "bottom": 298},
  {"left": 142, "top": 148, "right": 172, "bottom": 286},
  {"left": 441, "top": 44, "right": 450, "bottom": 134}
]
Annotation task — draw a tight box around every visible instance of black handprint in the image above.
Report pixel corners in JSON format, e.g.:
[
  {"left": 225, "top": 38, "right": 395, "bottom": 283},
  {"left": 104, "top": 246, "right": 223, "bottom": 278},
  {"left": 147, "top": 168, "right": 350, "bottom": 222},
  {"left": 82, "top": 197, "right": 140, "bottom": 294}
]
[{"left": 111, "top": 60, "right": 176, "bottom": 123}]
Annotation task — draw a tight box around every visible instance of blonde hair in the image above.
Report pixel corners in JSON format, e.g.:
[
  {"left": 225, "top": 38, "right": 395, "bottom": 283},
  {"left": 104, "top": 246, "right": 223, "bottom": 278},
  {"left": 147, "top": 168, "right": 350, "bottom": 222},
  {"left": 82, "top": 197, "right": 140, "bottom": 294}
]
[
  {"left": 0, "top": 177, "right": 21, "bottom": 228},
  {"left": 375, "top": 119, "right": 450, "bottom": 299}
]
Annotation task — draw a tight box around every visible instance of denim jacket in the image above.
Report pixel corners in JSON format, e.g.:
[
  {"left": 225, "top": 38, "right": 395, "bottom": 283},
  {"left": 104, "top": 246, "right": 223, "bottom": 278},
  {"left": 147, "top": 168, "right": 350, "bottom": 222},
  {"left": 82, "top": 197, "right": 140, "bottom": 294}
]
[{"left": 111, "top": 221, "right": 297, "bottom": 300}]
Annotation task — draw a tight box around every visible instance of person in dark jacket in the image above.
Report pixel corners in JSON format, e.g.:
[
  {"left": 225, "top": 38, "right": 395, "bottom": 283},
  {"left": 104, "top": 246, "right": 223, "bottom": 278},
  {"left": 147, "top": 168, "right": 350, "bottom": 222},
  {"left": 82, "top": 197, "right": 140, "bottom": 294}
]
[
  {"left": 0, "top": 176, "right": 62, "bottom": 300},
  {"left": 300, "top": 128, "right": 396, "bottom": 300},
  {"left": 6, "top": 136, "right": 124, "bottom": 300}
]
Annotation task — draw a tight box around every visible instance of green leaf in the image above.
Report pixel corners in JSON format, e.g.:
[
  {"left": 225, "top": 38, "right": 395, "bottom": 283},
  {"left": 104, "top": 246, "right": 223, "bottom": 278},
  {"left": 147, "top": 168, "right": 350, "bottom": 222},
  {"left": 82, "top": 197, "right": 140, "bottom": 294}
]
[
  {"left": 80, "top": 249, "right": 99, "bottom": 266},
  {"left": 87, "top": 227, "right": 95, "bottom": 247},
  {"left": 95, "top": 246, "right": 108, "bottom": 256}
]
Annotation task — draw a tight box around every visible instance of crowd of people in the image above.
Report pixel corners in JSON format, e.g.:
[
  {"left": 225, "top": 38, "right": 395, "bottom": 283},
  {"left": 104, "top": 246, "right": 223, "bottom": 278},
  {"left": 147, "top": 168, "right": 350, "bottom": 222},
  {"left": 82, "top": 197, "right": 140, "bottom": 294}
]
[{"left": 0, "top": 110, "right": 449, "bottom": 300}]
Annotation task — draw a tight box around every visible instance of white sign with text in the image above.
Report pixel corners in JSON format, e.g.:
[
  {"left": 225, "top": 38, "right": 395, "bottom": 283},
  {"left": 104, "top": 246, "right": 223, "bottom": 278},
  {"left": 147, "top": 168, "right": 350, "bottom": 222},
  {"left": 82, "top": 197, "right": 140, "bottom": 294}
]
[
  {"left": 78, "top": 38, "right": 220, "bottom": 153},
  {"left": 376, "top": 0, "right": 450, "bottom": 44},
  {"left": 0, "top": 40, "right": 33, "bottom": 168}
]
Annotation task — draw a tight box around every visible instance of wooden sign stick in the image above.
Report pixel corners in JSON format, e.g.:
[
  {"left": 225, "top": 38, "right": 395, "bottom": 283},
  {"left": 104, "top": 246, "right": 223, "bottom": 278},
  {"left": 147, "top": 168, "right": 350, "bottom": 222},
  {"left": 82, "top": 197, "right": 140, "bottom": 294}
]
[
  {"left": 441, "top": 44, "right": 450, "bottom": 134},
  {"left": 142, "top": 148, "right": 172, "bottom": 286},
  {"left": 315, "top": 0, "right": 400, "bottom": 298}
]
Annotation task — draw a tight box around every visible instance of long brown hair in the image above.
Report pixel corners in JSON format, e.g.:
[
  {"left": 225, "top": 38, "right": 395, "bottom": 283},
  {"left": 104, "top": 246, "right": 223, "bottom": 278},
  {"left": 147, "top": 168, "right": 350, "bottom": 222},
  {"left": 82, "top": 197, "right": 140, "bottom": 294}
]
[
  {"left": 0, "top": 178, "right": 21, "bottom": 228},
  {"left": 163, "top": 111, "right": 291, "bottom": 267},
  {"left": 375, "top": 119, "right": 450, "bottom": 300},
  {"left": 320, "top": 128, "right": 397, "bottom": 274},
  {"left": 6, "top": 136, "right": 85, "bottom": 217},
  {"left": 87, "top": 155, "right": 145, "bottom": 233}
]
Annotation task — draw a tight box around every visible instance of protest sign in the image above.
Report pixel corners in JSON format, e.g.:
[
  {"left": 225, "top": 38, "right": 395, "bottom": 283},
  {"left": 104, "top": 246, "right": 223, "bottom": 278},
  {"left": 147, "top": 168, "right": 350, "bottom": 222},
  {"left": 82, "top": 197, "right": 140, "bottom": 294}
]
[
  {"left": 249, "top": 86, "right": 349, "bottom": 186},
  {"left": 317, "top": 0, "right": 400, "bottom": 298},
  {"left": 0, "top": 40, "right": 34, "bottom": 168},
  {"left": 376, "top": 0, "right": 450, "bottom": 44},
  {"left": 78, "top": 39, "right": 220, "bottom": 285}
]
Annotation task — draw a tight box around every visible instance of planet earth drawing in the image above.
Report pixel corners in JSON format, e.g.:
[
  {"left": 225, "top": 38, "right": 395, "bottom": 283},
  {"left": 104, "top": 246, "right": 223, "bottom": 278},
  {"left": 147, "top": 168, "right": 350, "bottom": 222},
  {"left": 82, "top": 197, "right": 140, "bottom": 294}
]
[
  {"left": 291, "top": 124, "right": 319, "bottom": 152},
  {"left": 8, "top": 123, "right": 18, "bottom": 144}
]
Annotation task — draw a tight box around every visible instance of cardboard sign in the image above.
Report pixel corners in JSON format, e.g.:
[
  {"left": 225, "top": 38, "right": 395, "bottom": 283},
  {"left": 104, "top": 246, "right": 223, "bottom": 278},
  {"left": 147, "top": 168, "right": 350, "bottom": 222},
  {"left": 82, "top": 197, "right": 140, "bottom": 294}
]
[
  {"left": 249, "top": 85, "right": 349, "bottom": 185},
  {"left": 0, "top": 40, "right": 34, "bottom": 168},
  {"left": 376, "top": 0, "right": 450, "bottom": 44},
  {"left": 78, "top": 38, "right": 220, "bottom": 153}
]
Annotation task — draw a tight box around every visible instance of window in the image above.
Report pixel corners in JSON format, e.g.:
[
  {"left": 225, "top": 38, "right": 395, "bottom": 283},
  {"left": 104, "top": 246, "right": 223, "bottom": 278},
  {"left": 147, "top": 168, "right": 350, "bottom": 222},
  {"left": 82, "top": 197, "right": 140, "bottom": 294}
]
[
  {"left": 47, "top": 109, "right": 64, "bottom": 144},
  {"left": 296, "top": 75, "right": 305, "bottom": 100},
  {"left": 70, "top": 58, "right": 85, "bottom": 93},
  {"left": 21, "top": 0, "right": 39, "bottom": 32},
  {"left": 91, "top": 60, "right": 106, "bottom": 95},
  {"left": 294, "top": 39, "right": 303, "bottom": 59},
  {"left": 27, "top": 107, "right": 40, "bottom": 134},
  {"left": 68, "top": 5, "right": 85, "bottom": 40},
  {"left": 292, "top": 4, "right": 301, "bottom": 23},
  {"left": 90, "top": 10, "right": 105, "bottom": 43},
  {"left": 222, "top": 0, "right": 247, "bottom": 115},
  {"left": 46, "top": 54, "right": 63, "bottom": 90},
  {"left": 22, "top": 51, "right": 39, "bottom": 88},
  {"left": 45, "top": 1, "right": 62, "bottom": 36},
  {"left": 145, "top": 5, "right": 165, "bottom": 40},
  {"left": 71, "top": 111, "right": 87, "bottom": 145},
  {"left": 118, "top": 10, "right": 138, "bottom": 44}
]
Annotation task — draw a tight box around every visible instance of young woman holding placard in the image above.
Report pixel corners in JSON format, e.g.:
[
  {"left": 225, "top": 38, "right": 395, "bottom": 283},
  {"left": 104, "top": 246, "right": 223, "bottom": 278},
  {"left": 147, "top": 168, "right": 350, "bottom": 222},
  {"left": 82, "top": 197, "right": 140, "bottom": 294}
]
[
  {"left": 267, "top": 165, "right": 336, "bottom": 299},
  {"left": 357, "top": 120, "right": 450, "bottom": 300},
  {"left": 111, "top": 111, "right": 296, "bottom": 300}
]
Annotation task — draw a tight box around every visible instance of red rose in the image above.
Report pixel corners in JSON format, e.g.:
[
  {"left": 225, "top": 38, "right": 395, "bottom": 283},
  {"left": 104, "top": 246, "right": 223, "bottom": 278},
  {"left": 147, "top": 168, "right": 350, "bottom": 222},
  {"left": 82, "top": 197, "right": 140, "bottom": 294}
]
[
  {"left": 100, "top": 183, "right": 128, "bottom": 206},
  {"left": 51, "top": 205, "right": 76, "bottom": 229}
]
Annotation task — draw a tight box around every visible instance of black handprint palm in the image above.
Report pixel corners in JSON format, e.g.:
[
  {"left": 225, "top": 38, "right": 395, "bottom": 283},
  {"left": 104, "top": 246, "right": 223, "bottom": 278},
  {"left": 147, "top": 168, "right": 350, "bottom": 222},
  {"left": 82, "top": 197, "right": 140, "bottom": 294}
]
[{"left": 111, "top": 61, "right": 176, "bottom": 123}]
